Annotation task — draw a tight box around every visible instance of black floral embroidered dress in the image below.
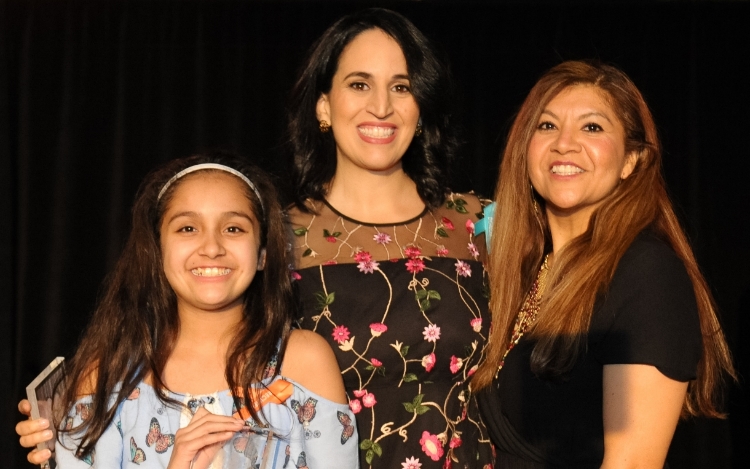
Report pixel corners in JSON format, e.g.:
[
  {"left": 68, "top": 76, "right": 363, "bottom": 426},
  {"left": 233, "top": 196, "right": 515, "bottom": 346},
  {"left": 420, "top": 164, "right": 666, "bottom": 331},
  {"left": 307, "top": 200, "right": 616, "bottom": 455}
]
[{"left": 288, "top": 194, "right": 493, "bottom": 469}]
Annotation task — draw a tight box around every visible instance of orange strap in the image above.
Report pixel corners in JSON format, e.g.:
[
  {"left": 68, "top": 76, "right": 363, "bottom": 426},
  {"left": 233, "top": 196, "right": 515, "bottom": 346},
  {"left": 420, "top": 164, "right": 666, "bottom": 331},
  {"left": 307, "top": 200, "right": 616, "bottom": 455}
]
[{"left": 233, "top": 380, "right": 293, "bottom": 420}]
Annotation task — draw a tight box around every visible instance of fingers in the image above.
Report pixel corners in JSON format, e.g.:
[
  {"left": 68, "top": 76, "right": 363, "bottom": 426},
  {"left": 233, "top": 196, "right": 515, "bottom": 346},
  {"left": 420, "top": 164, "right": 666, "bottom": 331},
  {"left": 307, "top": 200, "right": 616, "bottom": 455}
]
[
  {"left": 27, "top": 448, "right": 53, "bottom": 466},
  {"left": 18, "top": 399, "right": 32, "bottom": 416},
  {"left": 167, "top": 407, "right": 245, "bottom": 469},
  {"left": 169, "top": 418, "right": 243, "bottom": 469},
  {"left": 16, "top": 418, "right": 52, "bottom": 447},
  {"left": 177, "top": 416, "right": 244, "bottom": 441}
]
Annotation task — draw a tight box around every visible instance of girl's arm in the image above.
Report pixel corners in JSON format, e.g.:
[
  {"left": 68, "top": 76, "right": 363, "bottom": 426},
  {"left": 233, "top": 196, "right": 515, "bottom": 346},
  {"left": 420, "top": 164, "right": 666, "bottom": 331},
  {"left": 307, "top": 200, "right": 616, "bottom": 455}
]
[
  {"left": 601, "top": 364, "right": 688, "bottom": 469},
  {"left": 16, "top": 399, "right": 54, "bottom": 465},
  {"left": 282, "top": 329, "right": 359, "bottom": 468},
  {"left": 281, "top": 329, "right": 347, "bottom": 404}
]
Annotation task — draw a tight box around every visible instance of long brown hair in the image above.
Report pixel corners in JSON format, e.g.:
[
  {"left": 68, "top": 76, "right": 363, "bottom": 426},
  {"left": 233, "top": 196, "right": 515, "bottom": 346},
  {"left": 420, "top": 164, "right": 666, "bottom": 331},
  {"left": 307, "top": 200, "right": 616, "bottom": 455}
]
[
  {"left": 473, "top": 61, "right": 734, "bottom": 418},
  {"left": 56, "top": 151, "right": 295, "bottom": 457}
]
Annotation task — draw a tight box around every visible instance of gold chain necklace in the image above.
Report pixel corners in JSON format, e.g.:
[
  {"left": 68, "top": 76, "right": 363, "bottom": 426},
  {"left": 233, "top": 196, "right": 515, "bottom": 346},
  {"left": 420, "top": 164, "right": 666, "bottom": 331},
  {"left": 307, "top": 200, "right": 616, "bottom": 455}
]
[{"left": 496, "top": 254, "right": 550, "bottom": 375}]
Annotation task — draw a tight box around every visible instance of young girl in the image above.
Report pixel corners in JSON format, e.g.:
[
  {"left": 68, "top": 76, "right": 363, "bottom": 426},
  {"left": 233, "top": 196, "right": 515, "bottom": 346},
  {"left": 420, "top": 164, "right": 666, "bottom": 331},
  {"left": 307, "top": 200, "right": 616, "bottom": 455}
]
[{"left": 18, "top": 152, "right": 358, "bottom": 468}]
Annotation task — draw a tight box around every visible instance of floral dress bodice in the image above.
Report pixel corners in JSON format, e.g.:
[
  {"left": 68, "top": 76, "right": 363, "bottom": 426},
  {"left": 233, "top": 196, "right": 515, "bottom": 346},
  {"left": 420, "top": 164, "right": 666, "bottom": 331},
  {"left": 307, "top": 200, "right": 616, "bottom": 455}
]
[{"left": 288, "top": 194, "right": 493, "bottom": 469}]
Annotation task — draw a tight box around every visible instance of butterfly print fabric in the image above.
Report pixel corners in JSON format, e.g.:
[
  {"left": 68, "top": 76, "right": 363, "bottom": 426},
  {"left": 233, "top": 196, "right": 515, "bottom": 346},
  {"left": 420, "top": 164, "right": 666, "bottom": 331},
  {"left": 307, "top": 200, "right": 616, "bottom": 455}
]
[{"left": 55, "top": 376, "right": 358, "bottom": 468}]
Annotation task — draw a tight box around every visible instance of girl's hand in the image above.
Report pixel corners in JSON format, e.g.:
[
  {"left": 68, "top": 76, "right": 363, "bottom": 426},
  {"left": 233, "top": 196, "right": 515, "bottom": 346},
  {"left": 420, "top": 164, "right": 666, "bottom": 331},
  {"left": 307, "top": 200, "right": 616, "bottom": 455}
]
[
  {"left": 167, "top": 406, "right": 245, "bottom": 469},
  {"left": 16, "top": 399, "right": 54, "bottom": 465}
]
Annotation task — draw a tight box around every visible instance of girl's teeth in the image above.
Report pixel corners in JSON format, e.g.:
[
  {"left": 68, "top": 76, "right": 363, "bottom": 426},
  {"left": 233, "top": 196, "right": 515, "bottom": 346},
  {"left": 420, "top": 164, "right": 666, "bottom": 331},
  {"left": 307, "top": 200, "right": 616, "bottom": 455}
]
[
  {"left": 551, "top": 164, "right": 584, "bottom": 175},
  {"left": 191, "top": 268, "right": 231, "bottom": 277}
]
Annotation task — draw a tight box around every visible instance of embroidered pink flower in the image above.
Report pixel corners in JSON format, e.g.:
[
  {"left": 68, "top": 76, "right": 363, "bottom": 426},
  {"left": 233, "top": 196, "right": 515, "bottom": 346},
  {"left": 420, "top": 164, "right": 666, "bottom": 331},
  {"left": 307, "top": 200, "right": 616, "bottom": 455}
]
[
  {"left": 323, "top": 259, "right": 338, "bottom": 266},
  {"left": 349, "top": 399, "right": 362, "bottom": 414},
  {"left": 420, "top": 431, "right": 444, "bottom": 461},
  {"left": 353, "top": 389, "right": 367, "bottom": 398},
  {"left": 401, "top": 457, "right": 422, "bottom": 469},
  {"left": 449, "top": 355, "right": 463, "bottom": 374},
  {"left": 354, "top": 251, "right": 372, "bottom": 263},
  {"left": 467, "top": 365, "right": 477, "bottom": 377},
  {"left": 443, "top": 459, "right": 452, "bottom": 469},
  {"left": 470, "top": 318, "right": 482, "bottom": 333},
  {"left": 332, "top": 325, "right": 350, "bottom": 344},
  {"left": 326, "top": 236, "right": 337, "bottom": 243},
  {"left": 455, "top": 260, "right": 472, "bottom": 277},
  {"left": 423, "top": 324, "right": 441, "bottom": 343},
  {"left": 290, "top": 271, "right": 302, "bottom": 281},
  {"left": 449, "top": 436, "right": 462, "bottom": 449},
  {"left": 441, "top": 217, "right": 455, "bottom": 230},
  {"left": 406, "top": 258, "right": 425, "bottom": 274},
  {"left": 358, "top": 259, "right": 380, "bottom": 274},
  {"left": 362, "top": 392, "right": 377, "bottom": 408},
  {"left": 422, "top": 353, "right": 436, "bottom": 372},
  {"left": 465, "top": 219, "right": 475, "bottom": 234},
  {"left": 369, "top": 323, "right": 387, "bottom": 337},
  {"left": 371, "top": 358, "right": 382, "bottom": 367},
  {"left": 468, "top": 242, "right": 479, "bottom": 259},
  {"left": 373, "top": 232, "right": 392, "bottom": 245},
  {"left": 404, "top": 245, "right": 422, "bottom": 258},
  {"left": 435, "top": 246, "right": 449, "bottom": 256}
]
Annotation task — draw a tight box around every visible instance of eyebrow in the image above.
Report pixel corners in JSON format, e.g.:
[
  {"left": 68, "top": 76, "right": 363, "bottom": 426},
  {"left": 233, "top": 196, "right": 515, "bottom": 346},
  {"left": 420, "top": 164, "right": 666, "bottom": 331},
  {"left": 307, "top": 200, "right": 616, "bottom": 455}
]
[
  {"left": 342, "top": 71, "right": 410, "bottom": 81},
  {"left": 166, "top": 211, "right": 256, "bottom": 225},
  {"left": 540, "top": 109, "right": 614, "bottom": 125}
]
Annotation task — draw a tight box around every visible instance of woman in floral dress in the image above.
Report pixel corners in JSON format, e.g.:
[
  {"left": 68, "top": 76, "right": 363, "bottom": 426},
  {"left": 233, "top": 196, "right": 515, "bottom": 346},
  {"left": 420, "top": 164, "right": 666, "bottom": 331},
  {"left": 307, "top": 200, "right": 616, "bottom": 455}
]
[{"left": 286, "top": 8, "right": 493, "bottom": 469}]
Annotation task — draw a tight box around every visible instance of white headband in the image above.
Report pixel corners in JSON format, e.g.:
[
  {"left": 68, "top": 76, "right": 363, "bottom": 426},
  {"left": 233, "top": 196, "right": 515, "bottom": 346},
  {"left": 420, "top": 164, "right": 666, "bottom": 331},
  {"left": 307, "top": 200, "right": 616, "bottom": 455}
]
[{"left": 157, "top": 163, "right": 265, "bottom": 215}]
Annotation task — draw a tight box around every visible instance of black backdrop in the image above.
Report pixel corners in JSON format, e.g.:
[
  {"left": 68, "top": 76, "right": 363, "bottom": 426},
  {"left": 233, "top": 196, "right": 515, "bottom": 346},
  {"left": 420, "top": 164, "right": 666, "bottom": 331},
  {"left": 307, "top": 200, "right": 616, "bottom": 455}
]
[{"left": 2, "top": 1, "right": 749, "bottom": 467}]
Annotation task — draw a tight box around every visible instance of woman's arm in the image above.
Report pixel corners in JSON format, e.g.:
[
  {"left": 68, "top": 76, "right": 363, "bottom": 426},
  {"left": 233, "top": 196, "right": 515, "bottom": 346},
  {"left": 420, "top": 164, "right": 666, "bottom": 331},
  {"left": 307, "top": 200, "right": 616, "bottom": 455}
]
[
  {"left": 601, "top": 364, "right": 688, "bottom": 469},
  {"left": 16, "top": 399, "right": 54, "bottom": 465}
]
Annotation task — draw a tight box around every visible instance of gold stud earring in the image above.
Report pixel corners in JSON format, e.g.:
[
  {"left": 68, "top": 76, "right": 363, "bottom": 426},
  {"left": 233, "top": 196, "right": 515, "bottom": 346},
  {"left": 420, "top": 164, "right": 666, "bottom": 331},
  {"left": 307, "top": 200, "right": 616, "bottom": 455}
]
[
  {"left": 319, "top": 120, "right": 331, "bottom": 133},
  {"left": 415, "top": 124, "right": 423, "bottom": 137}
]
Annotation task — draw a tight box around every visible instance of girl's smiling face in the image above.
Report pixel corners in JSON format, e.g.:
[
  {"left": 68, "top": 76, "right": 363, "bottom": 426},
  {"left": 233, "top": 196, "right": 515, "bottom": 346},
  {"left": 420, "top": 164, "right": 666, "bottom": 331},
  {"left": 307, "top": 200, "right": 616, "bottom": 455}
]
[
  {"left": 528, "top": 85, "right": 637, "bottom": 223},
  {"left": 160, "top": 171, "right": 262, "bottom": 315}
]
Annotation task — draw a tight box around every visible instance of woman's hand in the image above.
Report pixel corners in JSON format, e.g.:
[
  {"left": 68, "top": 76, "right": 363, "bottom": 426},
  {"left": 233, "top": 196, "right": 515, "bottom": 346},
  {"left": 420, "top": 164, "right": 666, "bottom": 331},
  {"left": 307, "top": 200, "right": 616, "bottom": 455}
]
[
  {"left": 601, "top": 364, "right": 688, "bottom": 469},
  {"left": 167, "top": 406, "right": 245, "bottom": 469},
  {"left": 16, "top": 399, "right": 54, "bottom": 465}
]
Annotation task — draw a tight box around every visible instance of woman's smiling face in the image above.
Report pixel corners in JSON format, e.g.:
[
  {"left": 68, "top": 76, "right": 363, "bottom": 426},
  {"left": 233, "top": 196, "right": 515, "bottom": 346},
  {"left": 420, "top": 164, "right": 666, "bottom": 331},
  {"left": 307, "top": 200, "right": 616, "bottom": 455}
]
[
  {"left": 527, "top": 85, "right": 637, "bottom": 222},
  {"left": 160, "top": 172, "right": 262, "bottom": 315},
  {"left": 316, "top": 28, "right": 420, "bottom": 176}
]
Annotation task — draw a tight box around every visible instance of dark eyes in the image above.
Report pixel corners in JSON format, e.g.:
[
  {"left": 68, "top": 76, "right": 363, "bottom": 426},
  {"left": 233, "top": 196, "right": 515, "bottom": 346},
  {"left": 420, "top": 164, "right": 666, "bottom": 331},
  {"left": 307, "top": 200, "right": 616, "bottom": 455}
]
[
  {"left": 347, "top": 82, "right": 411, "bottom": 93},
  {"left": 537, "top": 121, "right": 556, "bottom": 131},
  {"left": 176, "top": 225, "right": 246, "bottom": 233},
  {"left": 535, "top": 122, "right": 604, "bottom": 132},
  {"left": 583, "top": 123, "right": 603, "bottom": 132}
]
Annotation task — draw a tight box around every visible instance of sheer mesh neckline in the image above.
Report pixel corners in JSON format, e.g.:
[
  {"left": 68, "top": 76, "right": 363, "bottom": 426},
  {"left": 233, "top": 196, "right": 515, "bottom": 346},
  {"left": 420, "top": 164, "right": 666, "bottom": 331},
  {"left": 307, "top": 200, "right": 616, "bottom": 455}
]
[
  {"left": 321, "top": 198, "right": 429, "bottom": 227},
  {"left": 289, "top": 193, "right": 486, "bottom": 268}
]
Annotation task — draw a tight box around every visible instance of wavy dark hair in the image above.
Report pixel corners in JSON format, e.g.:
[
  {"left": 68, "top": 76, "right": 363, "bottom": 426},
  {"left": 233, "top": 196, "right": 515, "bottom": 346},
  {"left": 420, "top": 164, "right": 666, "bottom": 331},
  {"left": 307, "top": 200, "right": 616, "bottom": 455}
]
[
  {"left": 287, "top": 7, "right": 459, "bottom": 210},
  {"left": 56, "top": 151, "right": 294, "bottom": 458},
  {"left": 473, "top": 61, "right": 734, "bottom": 418}
]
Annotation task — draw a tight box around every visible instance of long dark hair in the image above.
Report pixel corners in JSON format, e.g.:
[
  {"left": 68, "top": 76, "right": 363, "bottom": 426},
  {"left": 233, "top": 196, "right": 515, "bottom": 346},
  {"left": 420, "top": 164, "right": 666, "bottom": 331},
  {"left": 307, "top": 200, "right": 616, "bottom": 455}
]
[
  {"left": 57, "top": 151, "right": 294, "bottom": 457},
  {"left": 287, "top": 7, "right": 459, "bottom": 210},
  {"left": 473, "top": 61, "right": 734, "bottom": 418}
]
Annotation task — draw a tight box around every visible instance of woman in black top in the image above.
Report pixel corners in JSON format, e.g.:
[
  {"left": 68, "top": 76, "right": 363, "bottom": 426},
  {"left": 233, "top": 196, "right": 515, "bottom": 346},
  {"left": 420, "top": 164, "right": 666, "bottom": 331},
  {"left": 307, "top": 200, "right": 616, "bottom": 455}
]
[{"left": 473, "top": 61, "right": 735, "bottom": 468}]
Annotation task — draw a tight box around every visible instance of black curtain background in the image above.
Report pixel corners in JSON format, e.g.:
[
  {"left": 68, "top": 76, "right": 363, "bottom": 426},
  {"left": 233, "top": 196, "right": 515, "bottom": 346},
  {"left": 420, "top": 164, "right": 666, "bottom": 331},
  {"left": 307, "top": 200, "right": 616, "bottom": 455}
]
[{"left": 2, "top": 1, "right": 749, "bottom": 467}]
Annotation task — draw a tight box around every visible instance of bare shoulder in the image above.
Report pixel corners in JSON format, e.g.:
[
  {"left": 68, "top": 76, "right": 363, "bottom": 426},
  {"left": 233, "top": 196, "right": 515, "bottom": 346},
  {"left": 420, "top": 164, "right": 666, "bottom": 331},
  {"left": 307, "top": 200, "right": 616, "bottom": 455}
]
[
  {"left": 76, "top": 361, "right": 99, "bottom": 396},
  {"left": 281, "top": 330, "right": 347, "bottom": 404}
]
